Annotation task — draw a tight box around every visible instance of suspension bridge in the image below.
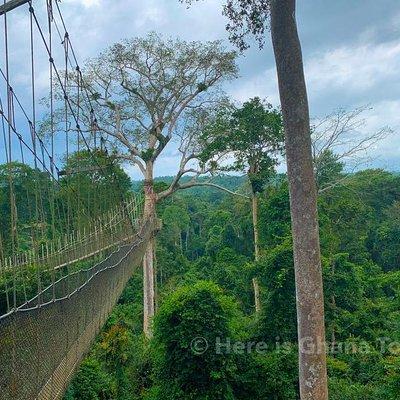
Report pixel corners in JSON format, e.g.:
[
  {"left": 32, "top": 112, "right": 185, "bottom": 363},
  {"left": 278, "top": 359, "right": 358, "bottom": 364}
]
[{"left": 0, "top": 1, "right": 154, "bottom": 398}]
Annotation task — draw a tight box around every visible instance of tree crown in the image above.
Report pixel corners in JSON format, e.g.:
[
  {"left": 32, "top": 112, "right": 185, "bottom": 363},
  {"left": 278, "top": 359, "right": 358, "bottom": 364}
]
[{"left": 181, "top": 0, "right": 272, "bottom": 50}]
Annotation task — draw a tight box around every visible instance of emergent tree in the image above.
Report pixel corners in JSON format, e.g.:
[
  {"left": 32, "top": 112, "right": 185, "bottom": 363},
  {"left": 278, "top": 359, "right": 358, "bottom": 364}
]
[
  {"left": 57, "top": 33, "right": 238, "bottom": 338},
  {"left": 201, "top": 97, "right": 283, "bottom": 312}
]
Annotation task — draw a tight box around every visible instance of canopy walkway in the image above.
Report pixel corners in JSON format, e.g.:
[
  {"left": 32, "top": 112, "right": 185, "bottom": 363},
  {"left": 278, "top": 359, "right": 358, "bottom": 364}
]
[
  {"left": 0, "top": 214, "right": 154, "bottom": 400},
  {"left": 0, "top": 0, "right": 155, "bottom": 398}
]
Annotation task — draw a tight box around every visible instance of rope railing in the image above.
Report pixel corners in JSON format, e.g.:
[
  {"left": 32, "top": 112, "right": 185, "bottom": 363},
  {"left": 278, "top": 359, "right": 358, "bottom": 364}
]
[
  {"left": 0, "top": 216, "right": 155, "bottom": 400},
  {"left": 17, "top": 215, "right": 153, "bottom": 314},
  {"left": 0, "top": 193, "right": 143, "bottom": 272},
  {"left": 0, "top": 193, "right": 144, "bottom": 315}
]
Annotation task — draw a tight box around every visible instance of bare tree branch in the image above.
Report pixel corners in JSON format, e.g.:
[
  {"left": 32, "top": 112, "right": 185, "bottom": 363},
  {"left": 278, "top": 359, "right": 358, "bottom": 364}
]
[{"left": 311, "top": 106, "right": 391, "bottom": 193}]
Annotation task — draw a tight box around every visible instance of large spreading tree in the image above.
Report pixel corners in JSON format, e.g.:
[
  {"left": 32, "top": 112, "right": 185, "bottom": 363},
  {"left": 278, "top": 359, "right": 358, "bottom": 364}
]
[{"left": 59, "top": 33, "right": 238, "bottom": 337}]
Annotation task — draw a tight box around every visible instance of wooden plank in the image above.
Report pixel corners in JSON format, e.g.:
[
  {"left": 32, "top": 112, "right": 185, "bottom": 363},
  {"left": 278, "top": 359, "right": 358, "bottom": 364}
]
[{"left": 0, "top": 0, "right": 30, "bottom": 16}]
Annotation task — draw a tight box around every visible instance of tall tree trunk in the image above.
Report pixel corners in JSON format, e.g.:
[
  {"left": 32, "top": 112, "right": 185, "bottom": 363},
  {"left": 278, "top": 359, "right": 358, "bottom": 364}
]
[
  {"left": 330, "top": 260, "right": 336, "bottom": 351},
  {"left": 270, "top": 1, "right": 328, "bottom": 399},
  {"left": 252, "top": 191, "right": 260, "bottom": 261},
  {"left": 252, "top": 191, "right": 261, "bottom": 312},
  {"left": 154, "top": 237, "right": 158, "bottom": 313},
  {"left": 143, "top": 238, "right": 155, "bottom": 338},
  {"left": 143, "top": 164, "right": 156, "bottom": 338}
]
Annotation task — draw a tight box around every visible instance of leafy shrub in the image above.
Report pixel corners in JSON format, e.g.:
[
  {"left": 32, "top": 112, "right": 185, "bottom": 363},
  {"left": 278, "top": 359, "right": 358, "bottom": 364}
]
[
  {"left": 151, "top": 281, "right": 239, "bottom": 399},
  {"left": 68, "top": 357, "right": 113, "bottom": 400}
]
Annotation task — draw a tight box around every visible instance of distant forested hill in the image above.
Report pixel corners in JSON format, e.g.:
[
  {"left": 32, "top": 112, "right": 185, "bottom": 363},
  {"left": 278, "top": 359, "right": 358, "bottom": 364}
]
[{"left": 132, "top": 174, "right": 249, "bottom": 200}]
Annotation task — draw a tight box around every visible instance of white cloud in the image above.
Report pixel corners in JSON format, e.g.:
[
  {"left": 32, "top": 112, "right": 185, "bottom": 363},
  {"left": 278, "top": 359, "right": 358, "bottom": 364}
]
[
  {"left": 232, "top": 38, "right": 400, "bottom": 106},
  {"left": 362, "top": 100, "right": 400, "bottom": 169},
  {"left": 228, "top": 67, "right": 280, "bottom": 105},
  {"left": 364, "top": 100, "right": 400, "bottom": 131},
  {"left": 68, "top": 0, "right": 101, "bottom": 8},
  {"left": 2, "top": 0, "right": 400, "bottom": 174},
  {"left": 305, "top": 40, "right": 400, "bottom": 94},
  {"left": 133, "top": 2, "right": 168, "bottom": 30}
]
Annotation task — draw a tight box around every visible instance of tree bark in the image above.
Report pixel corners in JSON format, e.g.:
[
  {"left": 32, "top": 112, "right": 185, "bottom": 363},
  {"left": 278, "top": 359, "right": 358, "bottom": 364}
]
[
  {"left": 143, "top": 164, "right": 157, "bottom": 339},
  {"left": 252, "top": 192, "right": 260, "bottom": 261},
  {"left": 143, "top": 237, "right": 155, "bottom": 338},
  {"left": 270, "top": 1, "right": 328, "bottom": 399},
  {"left": 331, "top": 260, "right": 336, "bottom": 351},
  {"left": 252, "top": 191, "right": 261, "bottom": 312},
  {"left": 252, "top": 277, "right": 261, "bottom": 312}
]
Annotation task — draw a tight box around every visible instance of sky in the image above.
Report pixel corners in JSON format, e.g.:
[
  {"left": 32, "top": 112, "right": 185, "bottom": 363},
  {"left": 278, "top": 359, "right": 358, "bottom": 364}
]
[{"left": 1, "top": 0, "right": 400, "bottom": 179}]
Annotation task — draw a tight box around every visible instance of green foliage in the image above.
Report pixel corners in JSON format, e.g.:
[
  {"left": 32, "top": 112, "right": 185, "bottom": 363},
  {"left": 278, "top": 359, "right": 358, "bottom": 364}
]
[
  {"left": 0, "top": 162, "right": 53, "bottom": 254},
  {"left": 59, "top": 150, "right": 132, "bottom": 228},
  {"left": 0, "top": 150, "right": 132, "bottom": 259},
  {"left": 161, "top": 204, "right": 190, "bottom": 252},
  {"left": 67, "top": 357, "right": 113, "bottom": 400},
  {"left": 140, "top": 149, "right": 155, "bottom": 162},
  {"left": 201, "top": 97, "right": 284, "bottom": 194},
  {"left": 314, "top": 149, "right": 345, "bottom": 191},
  {"left": 329, "top": 378, "right": 377, "bottom": 400},
  {"left": 65, "top": 169, "right": 400, "bottom": 399},
  {"left": 228, "top": 346, "right": 299, "bottom": 400},
  {"left": 256, "top": 239, "right": 297, "bottom": 343},
  {"left": 368, "top": 201, "right": 400, "bottom": 271},
  {"left": 323, "top": 253, "right": 365, "bottom": 340},
  {"left": 151, "top": 281, "right": 239, "bottom": 399},
  {"left": 258, "top": 177, "right": 291, "bottom": 248}
]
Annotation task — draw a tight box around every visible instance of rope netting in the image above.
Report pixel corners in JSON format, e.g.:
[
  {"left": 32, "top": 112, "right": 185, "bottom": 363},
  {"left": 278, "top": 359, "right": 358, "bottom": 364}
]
[
  {"left": 0, "top": 218, "right": 153, "bottom": 400},
  {"left": 0, "top": 193, "right": 144, "bottom": 315}
]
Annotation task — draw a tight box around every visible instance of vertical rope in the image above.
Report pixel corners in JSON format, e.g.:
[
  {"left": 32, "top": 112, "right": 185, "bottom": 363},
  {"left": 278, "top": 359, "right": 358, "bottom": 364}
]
[
  {"left": 0, "top": 96, "right": 9, "bottom": 163},
  {"left": 0, "top": 233, "right": 10, "bottom": 313},
  {"left": 62, "top": 30, "right": 72, "bottom": 236},
  {"left": 64, "top": 32, "right": 69, "bottom": 161},
  {"left": 29, "top": 5, "right": 42, "bottom": 309},
  {"left": 3, "top": 5, "right": 18, "bottom": 398},
  {"left": 3, "top": 0, "right": 18, "bottom": 311},
  {"left": 76, "top": 67, "right": 81, "bottom": 153},
  {"left": 75, "top": 67, "right": 84, "bottom": 231},
  {"left": 47, "top": 0, "right": 58, "bottom": 314}
]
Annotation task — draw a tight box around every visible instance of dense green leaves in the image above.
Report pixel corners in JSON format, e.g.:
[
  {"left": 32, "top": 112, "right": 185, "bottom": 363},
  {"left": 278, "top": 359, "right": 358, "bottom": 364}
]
[
  {"left": 0, "top": 151, "right": 132, "bottom": 256},
  {"left": 65, "top": 357, "right": 113, "bottom": 400},
  {"left": 66, "top": 168, "right": 400, "bottom": 400},
  {"left": 201, "top": 97, "right": 283, "bottom": 194},
  {"left": 151, "top": 281, "right": 238, "bottom": 399}
]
